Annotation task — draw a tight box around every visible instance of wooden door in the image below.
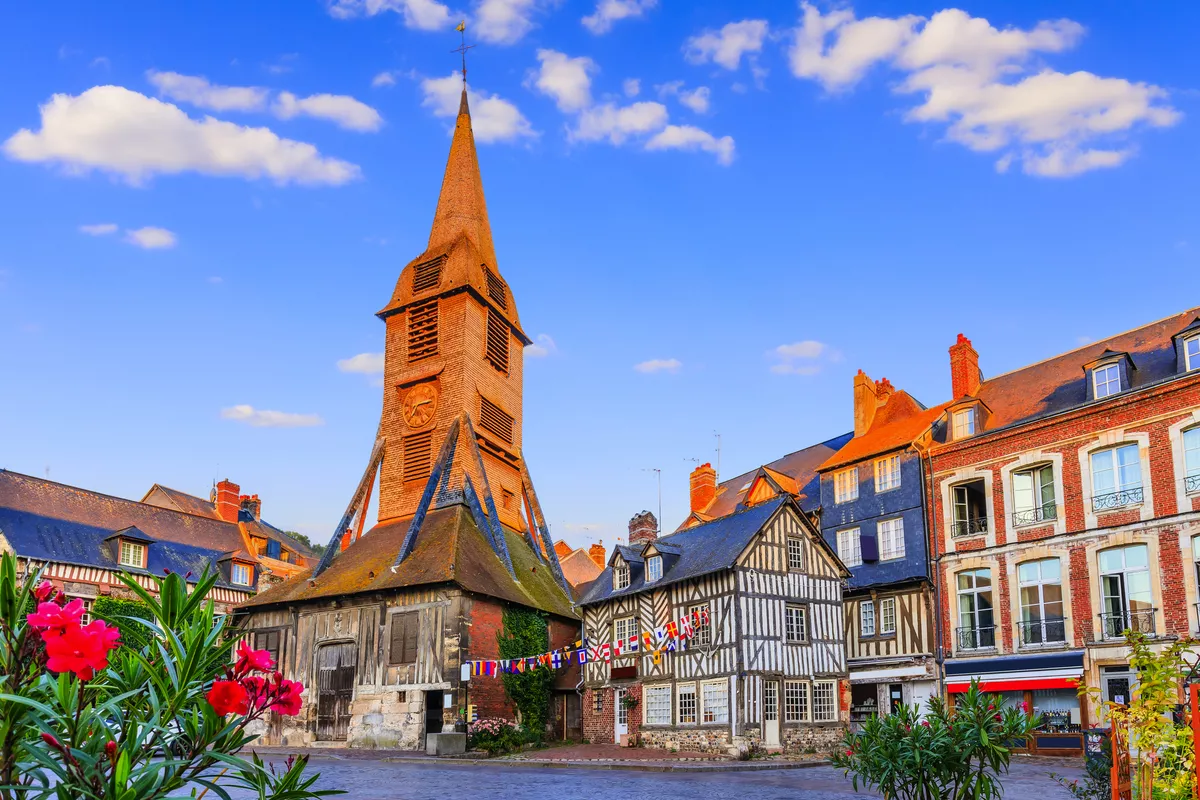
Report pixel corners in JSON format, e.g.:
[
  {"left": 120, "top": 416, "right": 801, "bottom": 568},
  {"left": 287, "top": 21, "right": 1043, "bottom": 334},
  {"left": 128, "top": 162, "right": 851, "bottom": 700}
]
[
  {"left": 316, "top": 642, "right": 356, "bottom": 741},
  {"left": 763, "top": 681, "right": 781, "bottom": 747},
  {"left": 614, "top": 689, "right": 628, "bottom": 741}
]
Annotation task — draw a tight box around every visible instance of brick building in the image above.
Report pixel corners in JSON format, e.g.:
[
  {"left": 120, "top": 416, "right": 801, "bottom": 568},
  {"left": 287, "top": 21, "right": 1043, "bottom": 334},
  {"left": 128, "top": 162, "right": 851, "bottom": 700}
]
[
  {"left": 928, "top": 307, "right": 1200, "bottom": 751},
  {"left": 237, "top": 87, "right": 579, "bottom": 750}
]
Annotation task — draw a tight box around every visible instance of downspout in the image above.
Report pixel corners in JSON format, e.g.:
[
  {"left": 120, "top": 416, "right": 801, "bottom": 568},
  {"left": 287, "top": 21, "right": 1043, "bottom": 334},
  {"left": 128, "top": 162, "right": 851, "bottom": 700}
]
[{"left": 914, "top": 436, "right": 945, "bottom": 703}]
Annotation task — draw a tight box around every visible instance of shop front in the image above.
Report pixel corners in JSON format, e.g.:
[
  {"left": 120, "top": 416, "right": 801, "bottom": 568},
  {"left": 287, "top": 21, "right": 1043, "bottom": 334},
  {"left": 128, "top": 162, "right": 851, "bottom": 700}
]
[
  {"left": 945, "top": 651, "right": 1087, "bottom": 756},
  {"left": 848, "top": 662, "right": 937, "bottom": 730}
]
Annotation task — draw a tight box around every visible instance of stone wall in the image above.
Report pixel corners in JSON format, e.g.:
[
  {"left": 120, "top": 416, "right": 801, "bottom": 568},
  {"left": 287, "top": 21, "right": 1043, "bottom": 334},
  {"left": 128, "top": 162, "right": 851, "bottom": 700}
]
[
  {"left": 639, "top": 727, "right": 732, "bottom": 754},
  {"left": 783, "top": 724, "right": 846, "bottom": 755}
]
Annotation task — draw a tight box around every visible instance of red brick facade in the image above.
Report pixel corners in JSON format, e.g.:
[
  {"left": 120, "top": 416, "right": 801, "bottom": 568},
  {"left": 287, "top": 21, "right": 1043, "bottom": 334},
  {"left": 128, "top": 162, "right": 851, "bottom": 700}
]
[{"left": 581, "top": 684, "right": 641, "bottom": 745}]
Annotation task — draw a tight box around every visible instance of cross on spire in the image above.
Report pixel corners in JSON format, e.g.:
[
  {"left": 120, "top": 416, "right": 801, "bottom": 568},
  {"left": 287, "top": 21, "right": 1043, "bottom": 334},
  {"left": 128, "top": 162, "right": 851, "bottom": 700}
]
[{"left": 451, "top": 21, "right": 475, "bottom": 85}]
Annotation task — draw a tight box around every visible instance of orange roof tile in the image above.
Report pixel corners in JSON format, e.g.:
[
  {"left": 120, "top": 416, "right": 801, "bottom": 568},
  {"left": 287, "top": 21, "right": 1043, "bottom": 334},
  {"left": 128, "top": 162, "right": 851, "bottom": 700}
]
[{"left": 820, "top": 391, "right": 951, "bottom": 471}]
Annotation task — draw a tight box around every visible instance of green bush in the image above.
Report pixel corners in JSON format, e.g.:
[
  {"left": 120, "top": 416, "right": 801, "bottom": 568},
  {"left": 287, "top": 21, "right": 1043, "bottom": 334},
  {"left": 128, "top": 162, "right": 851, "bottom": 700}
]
[
  {"left": 497, "top": 606, "right": 554, "bottom": 740},
  {"left": 467, "top": 718, "right": 524, "bottom": 756},
  {"left": 91, "top": 596, "right": 156, "bottom": 652}
]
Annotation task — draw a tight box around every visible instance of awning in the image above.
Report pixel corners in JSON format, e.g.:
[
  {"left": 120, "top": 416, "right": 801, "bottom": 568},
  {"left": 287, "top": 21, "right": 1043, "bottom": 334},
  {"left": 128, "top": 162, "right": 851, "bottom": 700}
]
[
  {"left": 945, "top": 651, "right": 1084, "bottom": 694},
  {"left": 947, "top": 676, "right": 1080, "bottom": 693},
  {"left": 850, "top": 665, "right": 933, "bottom": 683}
]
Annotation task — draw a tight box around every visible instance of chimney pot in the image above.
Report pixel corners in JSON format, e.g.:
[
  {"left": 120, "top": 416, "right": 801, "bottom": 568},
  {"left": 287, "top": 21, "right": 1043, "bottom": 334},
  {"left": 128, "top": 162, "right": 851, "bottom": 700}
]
[
  {"left": 239, "top": 492, "right": 262, "bottom": 521},
  {"left": 214, "top": 479, "right": 241, "bottom": 523},
  {"left": 949, "top": 333, "right": 982, "bottom": 398},
  {"left": 628, "top": 511, "right": 658, "bottom": 546},
  {"left": 853, "top": 371, "right": 879, "bottom": 436},
  {"left": 588, "top": 541, "right": 606, "bottom": 568},
  {"left": 689, "top": 463, "right": 717, "bottom": 514}
]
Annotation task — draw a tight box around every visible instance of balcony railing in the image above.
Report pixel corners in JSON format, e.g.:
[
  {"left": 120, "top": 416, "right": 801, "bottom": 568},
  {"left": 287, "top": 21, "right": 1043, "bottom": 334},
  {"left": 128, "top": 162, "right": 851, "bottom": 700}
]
[
  {"left": 1092, "top": 486, "right": 1144, "bottom": 512},
  {"left": 1187, "top": 474, "right": 1200, "bottom": 494},
  {"left": 1100, "top": 608, "right": 1156, "bottom": 640},
  {"left": 950, "top": 517, "right": 988, "bottom": 538},
  {"left": 1012, "top": 505, "right": 1058, "bottom": 527},
  {"left": 956, "top": 626, "right": 996, "bottom": 651},
  {"left": 1018, "top": 617, "right": 1067, "bottom": 647}
]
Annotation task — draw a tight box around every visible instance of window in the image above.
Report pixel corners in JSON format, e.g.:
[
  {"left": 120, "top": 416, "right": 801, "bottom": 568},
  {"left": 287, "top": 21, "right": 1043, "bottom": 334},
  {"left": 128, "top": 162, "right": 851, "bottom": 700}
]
[
  {"left": 785, "top": 604, "right": 807, "bottom": 643},
  {"left": 689, "top": 603, "right": 711, "bottom": 647},
  {"left": 77, "top": 599, "right": 93, "bottom": 626},
  {"left": 406, "top": 300, "right": 438, "bottom": 363},
  {"left": 254, "top": 630, "right": 281, "bottom": 667},
  {"left": 813, "top": 680, "right": 837, "bottom": 722},
  {"left": 875, "top": 455, "right": 901, "bottom": 492},
  {"left": 952, "top": 409, "right": 976, "bottom": 439},
  {"left": 860, "top": 601, "right": 876, "bottom": 637},
  {"left": 956, "top": 568, "right": 995, "bottom": 649},
  {"left": 837, "top": 528, "right": 862, "bottom": 568},
  {"left": 231, "top": 562, "right": 252, "bottom": 586},
  {"left": 1013, "top": 464, "right": 1057, "bottom": 525},
  {"left": 879, "top": 597, "right": 896, "bottom": 635},
  {"left": 265, "top": 539, "right": 282, "bottom": 560},
  {"left": 644, "top": 686, "right": 672, "bottom": 725},
  {"left": 389, "top": 613, "right": 419, "bottom": 664},
  {"left": 951, "top": 480, "right": 988, "bottom": 537},
  {"left": 1186, "top": 336, "right": 1200, "bottom": 371},
  {"left": 878, "top": 517, "right": 905, "bottom": 560},
  {"left": 485, "top": 307, "right": 509, "bottom": 374},
  {"left": 1093, "top": 363, "right": 1121, "bottom": 399},
  {"left": 1100, "top": 545, "right": 1153, "bottom": 639},
  {"left": 787, "top": 536, "right": 804, "bottom": 571},
  {"left": 479, "top": 396, "right": 514, "bottom": 444},
  {"left": 702, "top": 680, "right": 729, "bottom": 724},
  {"left": 1018, "top": 559, "right": 1065, "bottom": 646},
  {"left": 613, "top": 566, "right": 630, "bottom": 591},
  {"left": 646, "top": 556, "right": 662, "bottom": 583},
  {"left": 834, "top": 468, "right": 859, "bottom": 503},
  {"left": 678, "top": 683, "right": 698, "bottom": 725},
  {"left": 784, "top": 681, "right": 809, "bottom": 722},
  {"left": 614, "top": 616, "right": 637, "bottom": 646},
  {"left": 118, "top": 540, "right": 145, "bottom": 568},
  {"left": 402, "top": 430, "right": 434, "bottom": 482},
  {"left": 1184, "top": 427, "right": 1200, "bottom": 493},
  {"left": 593, "top": 693, "right": 604, "bottom": 714},
  {"left": 1091, "top": 444, "right": 1143, "bottom": 509}
]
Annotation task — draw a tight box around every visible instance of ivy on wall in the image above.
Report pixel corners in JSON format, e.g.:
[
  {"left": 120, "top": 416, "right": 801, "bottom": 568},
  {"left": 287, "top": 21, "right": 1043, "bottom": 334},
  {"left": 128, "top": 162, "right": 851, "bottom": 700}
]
[{"left": 497, "top": 605, "right": 554, "bottom": 738}]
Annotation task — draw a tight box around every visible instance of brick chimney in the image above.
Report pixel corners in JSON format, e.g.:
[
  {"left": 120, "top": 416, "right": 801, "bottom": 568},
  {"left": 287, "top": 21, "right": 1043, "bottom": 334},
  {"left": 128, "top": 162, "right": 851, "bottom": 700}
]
[
  {"left": 853, "top": 370, "right": 879, "bottom": 436},
  {"left": 214, "top": 479, "right": 240, "bottom": 523},
  {"left": 239, "top": 494, "right": 261, "bottom": 521},
  {"left": 949, "top": 333, "right": 982, "bottom": 398},
  {"left": 689, "top": 463, "right": 717, "bottom": 513},
  {"left": 874, "top": 377, "right": 894, "bottom": 406},
  {"left": 628, "top": 511, "right": 658, "bottom": 546},
  {"left": 589, "top": 541, "right": 606, "bottom": 568}
]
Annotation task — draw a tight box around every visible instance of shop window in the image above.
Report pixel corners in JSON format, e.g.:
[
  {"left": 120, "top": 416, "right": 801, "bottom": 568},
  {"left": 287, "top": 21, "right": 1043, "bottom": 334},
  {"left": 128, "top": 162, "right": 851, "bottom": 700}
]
[
  {"left": 1017, "top": 559, "right": 1065, "bottom": 647},
  {"left": 813, "top": 681, "right": 837, "bottom": 722},
  {"left": 1012, "top": 464, "right": 1057, "bottom": 526},
  {"left": 784, "top": 681, "right": 809, "bottom": 723},
  {"left": 644, "top": 686, "right": 672, "bottom": 725},
  {"left": 1099, "top": 544, "right": 1153, "bottom": 638},
  {"left": 956, "top": 568, "right": 995, "bottom": 650},
  {"left": 702, "top": 680, "right": 728, "bottom": 724},
  {"left": 1090, "top": 444, "right": 1143, "bottom": 511},
  {"left": 678, "top": 684, "right": 697, "bottom": 725}
]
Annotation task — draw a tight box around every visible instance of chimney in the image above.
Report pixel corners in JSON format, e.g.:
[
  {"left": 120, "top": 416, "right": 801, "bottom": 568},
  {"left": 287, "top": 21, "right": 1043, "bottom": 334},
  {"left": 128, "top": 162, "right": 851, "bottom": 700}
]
[
  {"left": 949, "top": 334, "right": 981, "bottom": 398},
  {"left": 874, "top": 377, "right": 894, "bottom": 406},
  {"left": 239, "top": 493, "right": 262, "bottom": 521},
  {"left": 689, "top": 462, "right": 717, "bottom": 513},
  {"left": 214, "top": 479, "right": 240, "bottom": 523},
  {"left": 628, "top": 511, "right": 658, "bottom": 547},
  {"left": 853, "top": 370, "right": 879, "bottom": 436},
  {"left": 589, "top": 541, "right": 606, "bottom": 568}
]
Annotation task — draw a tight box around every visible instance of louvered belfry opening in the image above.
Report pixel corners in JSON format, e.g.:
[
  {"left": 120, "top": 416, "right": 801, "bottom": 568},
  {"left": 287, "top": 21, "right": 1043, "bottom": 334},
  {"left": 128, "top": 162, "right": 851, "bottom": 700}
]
[
  {"left": 484, "top": 267, "right": 507, "bottom": 309},
  {"left": 411, "top": 255, "right": 446, "bottom": 293},
  {"left": 407, "top": 301, "right": 438, "bottom": 363},
  {"left": 485, "top": 307, "right": 509, "bottom": 374},
  {"left": 402, "top": 430, "right": 433, "bottom": 482},
  {"left": 479, "top": 396, "right": 514, "bottom": 444}
]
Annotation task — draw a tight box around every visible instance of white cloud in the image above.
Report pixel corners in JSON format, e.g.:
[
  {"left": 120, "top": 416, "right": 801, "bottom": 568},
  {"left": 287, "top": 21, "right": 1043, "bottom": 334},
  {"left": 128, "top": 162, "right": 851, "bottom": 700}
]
[
  {"left": 337, "top": 352, "right": 385, "bottom": 373},
  {"left": 572, "top": 101, "right": 669, "bottom": 145},
  {"left": 529, "top": 50, "right": 597, "bottom": 113},
  {"left": 372, "top": 71, "right": 398, "bottom": 87},
  {"left": 125, "top": 226, "right": 177, "bottom": 249},
  {"left": 582, "top": 0, "right": 657, "bottom": 35},
  {"left": 3, "top": 86, "right": 361, "bottom": 186},
  {"left": 273, "top": 91, "right": 384, "bottom": 132},
  {"left": 146, "top": 70, "right": 268, "bottom": 112},
  {"left": 768, "top": 340, "right": 838, "bottom": 375},
  {"left": 221, "top": 404, "right": 324, "bottom": 428},
  {"left": 657, "top": 81, "right": 711, "bottom": 114},
  {"left": 646, "top": 124, "right": 734, "bottom": 165},
  {"left": 685, "top": 19, "right": 769, "bottom": 70},
  {"left": 634, "top": 358, "right": 681, "bottom": 374},
  {"left": 475, "top": 0, "right": 545, "bottom": 45},
  {"left": 420, "top": 73, "right": 536, "bottom": 143},
  {"left": 622, "top": 78, "right": 641, "bottom": 97},
  {"left": 525, "top": 333, "right": 557, "bottom": 358},
  {"left": 79, "top": 223, "right": 117, "bottom": 236},
  {"left": 788, "top": 4, "right": 1180, "bottom": 176},
  {"left": 326, "top": 0, "right": 453, "bottom": 31}
]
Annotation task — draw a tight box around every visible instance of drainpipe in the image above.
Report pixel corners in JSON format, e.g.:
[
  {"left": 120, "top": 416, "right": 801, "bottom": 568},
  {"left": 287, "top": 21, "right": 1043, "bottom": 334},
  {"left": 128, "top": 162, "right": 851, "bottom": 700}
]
[{"left": 915, "top": 438, "right": 946, "bottom": 703}]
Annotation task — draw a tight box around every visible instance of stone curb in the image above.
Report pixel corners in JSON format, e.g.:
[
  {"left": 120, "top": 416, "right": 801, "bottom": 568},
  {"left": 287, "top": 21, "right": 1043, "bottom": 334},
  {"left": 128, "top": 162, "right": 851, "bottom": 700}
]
[{"left": 375, "top": 756, "right": 832, "bottom": 773}]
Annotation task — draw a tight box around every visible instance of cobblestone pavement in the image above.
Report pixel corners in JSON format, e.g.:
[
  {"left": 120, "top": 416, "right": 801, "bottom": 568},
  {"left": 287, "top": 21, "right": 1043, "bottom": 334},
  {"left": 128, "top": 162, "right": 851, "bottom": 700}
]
[{"left": 226, "top": 754, "right": 1084, "bottom": 799}]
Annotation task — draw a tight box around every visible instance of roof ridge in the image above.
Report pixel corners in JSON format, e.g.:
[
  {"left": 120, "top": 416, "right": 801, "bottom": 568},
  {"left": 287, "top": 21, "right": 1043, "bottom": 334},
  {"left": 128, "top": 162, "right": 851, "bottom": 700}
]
[{"left": 659, "top": 494, "right": 787, "bottom": 541}]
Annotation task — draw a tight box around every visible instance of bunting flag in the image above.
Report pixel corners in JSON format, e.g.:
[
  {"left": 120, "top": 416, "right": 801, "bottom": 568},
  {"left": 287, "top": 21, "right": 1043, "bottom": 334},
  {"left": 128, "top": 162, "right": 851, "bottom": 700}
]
[
  {"left": 665, "top": 620, "right": 678, "bottom": 639},
  {"left": 627, "top": 634, "right": 639, "bottom": 653},
  {"left": 576, "top": 648, "right": 589, "bottom": 664},
  {"left": 679, "top": 616, "right": 694, "bottom": 639},
  {"left": 612, "top": 638, "right": 625, "bottom": 657}
]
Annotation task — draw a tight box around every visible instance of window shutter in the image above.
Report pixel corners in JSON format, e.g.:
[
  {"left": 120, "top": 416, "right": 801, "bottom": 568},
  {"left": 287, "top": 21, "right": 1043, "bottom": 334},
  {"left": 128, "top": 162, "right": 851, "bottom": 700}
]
[
  {"left": 860, "top": 532, "right": 879, "bottom": 562},
  {"left": 390, "top": 613, "right": 419, "bottom": 664}
]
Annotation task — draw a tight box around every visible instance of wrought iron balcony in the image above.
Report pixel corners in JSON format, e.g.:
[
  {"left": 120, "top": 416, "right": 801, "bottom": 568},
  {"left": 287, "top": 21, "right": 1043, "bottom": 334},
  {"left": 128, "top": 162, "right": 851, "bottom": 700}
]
[
  {"left": 956, "top": 626, "right": 996, "bottom": 651},
  {"left": 1187, "top": 474, "right": 1200, "bottom": 494},
  {"left": 1092, "top": 486, "right": 1143, "bottom": 512},
  {"left": 1100, "top": 608, "right": 1156, "bottom": 640},
  {"left": 1018, "top": 617, "right": 1067, "bottom": 647},
  {"left": 950, "top": 517, "right": 988, "bottom": 538},
  {"left": 1012, "top": 505, "right": 1057, "bottom": 527}
]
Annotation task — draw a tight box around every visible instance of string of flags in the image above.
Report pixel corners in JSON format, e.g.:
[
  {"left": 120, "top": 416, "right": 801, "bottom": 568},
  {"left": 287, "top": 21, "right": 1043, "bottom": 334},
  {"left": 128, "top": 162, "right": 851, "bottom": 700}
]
[{"left": 461, "top": 608, "right": 710, "bottom": 679}]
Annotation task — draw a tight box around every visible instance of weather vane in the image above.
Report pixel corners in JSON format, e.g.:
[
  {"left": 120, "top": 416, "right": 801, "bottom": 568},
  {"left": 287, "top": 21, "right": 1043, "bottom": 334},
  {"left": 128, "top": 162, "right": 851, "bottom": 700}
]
[{"left": 452, "top": 20, "right": 474, "bottom": 85}]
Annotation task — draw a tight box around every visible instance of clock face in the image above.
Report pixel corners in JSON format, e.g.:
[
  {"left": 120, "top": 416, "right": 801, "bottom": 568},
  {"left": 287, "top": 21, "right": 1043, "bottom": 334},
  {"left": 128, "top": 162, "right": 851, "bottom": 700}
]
[{"left": 402, "top": 384, "right": 438, "bottom": 428}]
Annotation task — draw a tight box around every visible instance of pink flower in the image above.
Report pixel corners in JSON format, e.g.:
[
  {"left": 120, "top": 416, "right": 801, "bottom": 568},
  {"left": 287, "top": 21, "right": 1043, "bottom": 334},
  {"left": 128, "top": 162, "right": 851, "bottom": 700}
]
[
  {"left": 271, "top": 679, "right": 304, "bottom": 716},
  {"left": 33, "top": 581, "right": 55, "bottom": 603},
  {"left": 27, "top": 598, "right": 85, "bottom": 632},
  {"left": 105, "top": 741, "right": 117, "bottom": 762},
  {"left": 234, "top": 641, "right": 275, "bottom": 675},
  {"left": 207, "top": 680, "right": 250, "bottom": 716},
  {"left": 1020, "top": 700, "right": 1030, "bottom": 713},
  {"left": 242, "top": 675, "right": 270, "bottom": 709},
  {"left": 42, "top": 620, "right": 120, "bottom": 680},
  {"left": 921, "top": 720, "right": 931, "bottom": 727}
]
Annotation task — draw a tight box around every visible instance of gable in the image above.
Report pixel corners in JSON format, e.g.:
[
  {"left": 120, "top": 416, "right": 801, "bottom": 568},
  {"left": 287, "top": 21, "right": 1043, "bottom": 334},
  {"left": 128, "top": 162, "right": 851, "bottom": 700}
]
[{"left": 736, "top": 502, "right": 849, "bottom": 580}]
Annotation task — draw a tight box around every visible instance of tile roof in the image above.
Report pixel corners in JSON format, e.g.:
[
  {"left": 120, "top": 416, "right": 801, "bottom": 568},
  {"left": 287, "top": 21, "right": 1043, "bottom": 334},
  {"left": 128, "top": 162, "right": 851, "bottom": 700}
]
[
  {"left": 820, "top": 391, "right": 953, "bottom": 471},
  {"left": 143, "top": 485, "right": 221, "bottom": 519},
  {"left": 558, "top": 548, "right": 603, "bottom": 590}
]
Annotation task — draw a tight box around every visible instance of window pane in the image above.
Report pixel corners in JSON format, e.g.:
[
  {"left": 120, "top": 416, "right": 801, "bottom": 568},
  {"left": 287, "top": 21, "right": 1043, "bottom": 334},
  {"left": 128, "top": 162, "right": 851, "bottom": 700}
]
[
  {"left": 973, "top": 569, "right": 991, "bottom": 589},
  {"left": 1092, "top": 450, "right": 1115, "bottom": 494},
  {"left": 1018, "top": 561, "right": 1038, "bottom": 583},
  {"left": 1041, "top": 558, "right": 1060, "bottom": 582},
  {"left": 957, "top": 572, "right": 975, "bottom": 591},
  {"left": 1185, "top": 428, "right": 1200, "bottom": 477},
  {"left": 1124, "top": 544, "right": 1148, "bottom": 570},
  {"left": 1013, "top": 471, "right": 1034, "bottom": 512},
  {"left": 1193, "top": 536, "right": 1200, "bottom": 561}
]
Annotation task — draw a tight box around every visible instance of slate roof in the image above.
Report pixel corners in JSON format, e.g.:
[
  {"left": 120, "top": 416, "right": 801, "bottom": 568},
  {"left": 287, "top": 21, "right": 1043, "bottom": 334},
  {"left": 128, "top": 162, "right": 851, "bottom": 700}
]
[
  {"left": 0, "top": 471, "right": 252, "bottom": 591},
  {"left": 820, "top": 391, "right": 953, "bottom": 471},
  {"left": 582, "top": 496, "right": 790, "bottom": 606}
]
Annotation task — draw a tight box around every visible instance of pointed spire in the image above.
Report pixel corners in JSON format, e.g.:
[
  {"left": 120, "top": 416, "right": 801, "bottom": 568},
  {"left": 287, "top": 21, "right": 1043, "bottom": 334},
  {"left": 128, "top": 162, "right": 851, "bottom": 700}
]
[{"left": 427, "top": 86, "right": 496, "bottom": 266}]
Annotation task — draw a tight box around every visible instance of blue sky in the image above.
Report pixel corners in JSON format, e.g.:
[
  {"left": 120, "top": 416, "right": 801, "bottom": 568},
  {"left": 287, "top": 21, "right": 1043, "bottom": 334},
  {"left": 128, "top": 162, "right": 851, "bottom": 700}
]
[{"left": 1, "top": 0, "right": 1196, "bottom": 552}]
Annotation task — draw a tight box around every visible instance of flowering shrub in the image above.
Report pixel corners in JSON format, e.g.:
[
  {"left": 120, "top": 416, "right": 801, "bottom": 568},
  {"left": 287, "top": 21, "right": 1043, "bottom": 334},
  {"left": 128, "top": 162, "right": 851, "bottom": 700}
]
[
  {"left": 0, "top": 552, "right": 340, "bottom": 799},
  {"left": 467, "top": 718, "right": 524, "bottom": 756}
]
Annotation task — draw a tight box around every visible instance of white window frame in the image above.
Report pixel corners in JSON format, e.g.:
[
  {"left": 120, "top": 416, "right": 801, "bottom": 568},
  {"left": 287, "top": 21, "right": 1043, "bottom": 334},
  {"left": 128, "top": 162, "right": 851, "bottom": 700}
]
[
  {"left": 677, "top": 682, "right": 698, "bottom": 725},
  {"left": 786, "top": 536, "right": 804, "bottom": 571},
  {"left": 1093, "top": 363, "right": 1122, "bottom": 399},
  {"left": 860, "top": 600, "right": 876, "bottom": 637},
  {"left": 118, "top": 540, "right": 145, "bottom": 569},
  {"left": 645, "top": 555, "right": 662, "bottom": 583},
  {"left": 688, "top": 602, "right": 712, "bottom": 647},
  {"left": 957, "top": 568, "right": 995, "bottom": 649},
  {"left": 837, "top": 527, "right": 862, "bottom": 568},
  {"left": 613, "top": 565, "right": 630, "bottom": 590},
  {"left": 879, "top": 597, "right": 897, "bottom": 635},
  {"left": 878, "top": 517, "right": 905, "bottom": 561},
  {"left": 1184, "top": 426, "right": 1200, "bottom": 488},
  {"left": 1017, "top": 558, "right": 1065, "bottom": 646},
  {"left": 813, "top": 680, "right": 838, "bottom": 722},
  {"left": 1186, "top": 336, "right": 1200, "bottom": 372},
  {"left": 784, "top": 680, "right": 809, "bottom": 723},
  {"left": 834, "top": 467, "right": 859, "bottom": 504},
  {"left": 1090, "top": 443, "right": 1143, "bottom": 507},
  {"left": 785, "top": 604, "right": 807, "bottom": 643},
  {"left": 1012, "top": 463, "right": 1056, "bottom": 524},
  {"left": 614, "top": 616, "right": 637, "bottom": 645},
  {"left": 643, "top": 685, "right": 672, "bottom": 726},
  {"left": 875, "top": 454, "right": 901, "bottom": 493},
  {"left": 701, "top": 679, "right": 729, "bottom": 724},
  {"left": 231, "top": 562, "right": 252, "bottom": 586},
  {"left": 952, "top": 408, "right": 975, "bottom": 439}
]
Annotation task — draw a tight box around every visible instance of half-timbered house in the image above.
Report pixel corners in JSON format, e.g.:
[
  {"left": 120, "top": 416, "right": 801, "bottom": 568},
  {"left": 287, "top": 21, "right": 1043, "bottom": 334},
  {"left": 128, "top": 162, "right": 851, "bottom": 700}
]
[{"left": 578, "top": 500, "right": 849, "bottom": 755}]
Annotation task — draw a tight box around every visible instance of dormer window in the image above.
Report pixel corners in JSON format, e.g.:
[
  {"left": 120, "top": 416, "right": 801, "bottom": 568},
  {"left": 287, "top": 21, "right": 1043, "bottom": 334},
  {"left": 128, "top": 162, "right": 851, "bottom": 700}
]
[
  {"left": 231, "top": 562, "right": 253, "bottom": 586},
  {"left": 118, "top": 540, "right": 146, "bottom": 569},
  {"left": 613, "top": 566, "right": 630, "bottom": 590},
  {"left": 952, "top": 408, "right": 976, "bottom": 439},
  {"left": 646, "top": 556, "right": 662, "bottom": 583},
  {"left": 1186, "top": 335, "right": 1199, "bottom": 371},
  {"left": 1093, "top": 363, "right": 1121, "bottom": 399}
]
